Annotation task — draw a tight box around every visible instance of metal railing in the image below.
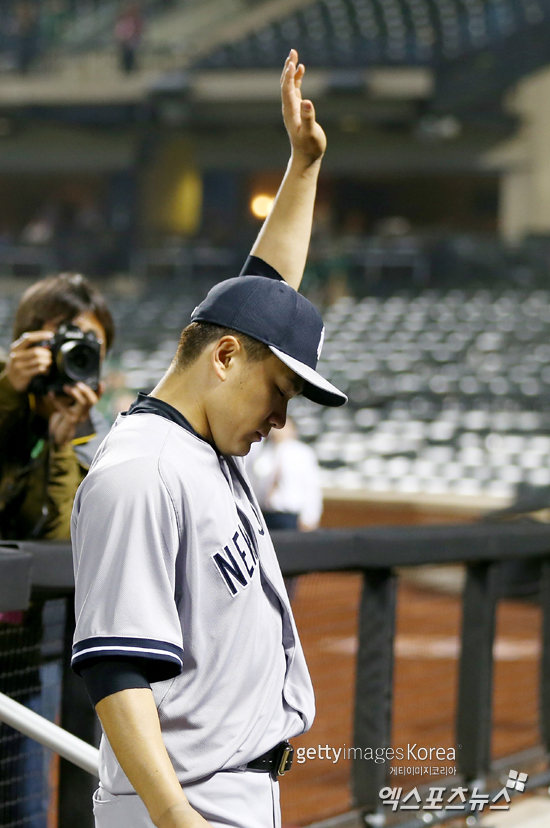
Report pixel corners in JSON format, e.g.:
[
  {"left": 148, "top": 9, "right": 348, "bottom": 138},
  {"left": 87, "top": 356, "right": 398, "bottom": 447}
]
[
  {"left": 2, "top": 523, "right": 550, "bottom": 826},
  {"left": 0, "top": 690, "right": 98, "bottom": 776}
]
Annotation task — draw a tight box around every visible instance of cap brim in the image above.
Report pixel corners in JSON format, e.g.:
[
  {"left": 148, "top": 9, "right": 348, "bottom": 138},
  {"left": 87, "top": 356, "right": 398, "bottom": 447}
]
[{"left": 269, "top": 346, "right": 347, "bottom": 407}]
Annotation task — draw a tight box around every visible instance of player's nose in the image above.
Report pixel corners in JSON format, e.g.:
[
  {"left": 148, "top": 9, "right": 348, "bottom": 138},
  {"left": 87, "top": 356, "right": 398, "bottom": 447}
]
[{"left": 269, "top": 402, "right": 287, "bottom": 430}]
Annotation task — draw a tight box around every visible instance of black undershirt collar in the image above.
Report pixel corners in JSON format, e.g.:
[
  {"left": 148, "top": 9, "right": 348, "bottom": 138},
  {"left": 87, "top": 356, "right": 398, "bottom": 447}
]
[
  {"left": 127, "top": 392, "right": 207, "bottom": 443},
  {"left": 127, "top": 393, "right": 264, "bottom": 532}
]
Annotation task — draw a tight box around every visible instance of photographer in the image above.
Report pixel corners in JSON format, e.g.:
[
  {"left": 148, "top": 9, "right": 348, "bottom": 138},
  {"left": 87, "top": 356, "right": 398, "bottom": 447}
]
[
  {"left": 0, "top": 272, "right": 114, "bottom": 541},
  {"left": 0, "top": 273, "right": 114, "bottom": 828}
]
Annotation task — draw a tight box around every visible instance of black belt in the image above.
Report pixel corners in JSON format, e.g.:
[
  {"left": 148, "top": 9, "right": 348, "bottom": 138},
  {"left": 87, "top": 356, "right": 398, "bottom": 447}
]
[{"left": 246, "top": 741, "right": 294, "bottom": 777}]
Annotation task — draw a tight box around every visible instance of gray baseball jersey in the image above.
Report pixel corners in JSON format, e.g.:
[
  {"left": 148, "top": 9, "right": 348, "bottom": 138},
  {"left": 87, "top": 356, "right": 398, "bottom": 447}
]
[{"left": 71, "top": 397, "right": 315, "bottom": 792}]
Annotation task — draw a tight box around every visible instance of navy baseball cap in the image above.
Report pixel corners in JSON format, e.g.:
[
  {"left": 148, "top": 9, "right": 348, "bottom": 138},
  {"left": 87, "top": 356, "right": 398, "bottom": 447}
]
[{"left": 191, "top": 276, "right": 347, "bottom": 407}]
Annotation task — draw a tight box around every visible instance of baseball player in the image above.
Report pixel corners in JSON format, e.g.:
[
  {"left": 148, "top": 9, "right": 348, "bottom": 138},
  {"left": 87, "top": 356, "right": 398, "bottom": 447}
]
[{"left": 70, "top": 50, "right": 347, "bottom": 828}]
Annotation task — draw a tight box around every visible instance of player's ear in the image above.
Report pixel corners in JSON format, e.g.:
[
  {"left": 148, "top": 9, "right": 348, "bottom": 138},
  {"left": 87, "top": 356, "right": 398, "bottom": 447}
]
[{"left": 212, "top": 335, "right": 242, "bottom": 380}]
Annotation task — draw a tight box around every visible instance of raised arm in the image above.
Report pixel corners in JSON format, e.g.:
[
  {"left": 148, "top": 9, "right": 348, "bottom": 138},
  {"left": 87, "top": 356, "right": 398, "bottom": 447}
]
[{"left": 248, "top": 49, "right": 326, "bottom": 291}]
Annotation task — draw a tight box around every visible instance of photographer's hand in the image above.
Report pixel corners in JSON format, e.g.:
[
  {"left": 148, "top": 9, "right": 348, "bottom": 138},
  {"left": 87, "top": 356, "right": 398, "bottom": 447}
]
[
  {"left": 48, "top": 382, "right": 103, "bottom": 450},
  {"left": 6, "top": 331, "right": 54, "bottom": 392}
]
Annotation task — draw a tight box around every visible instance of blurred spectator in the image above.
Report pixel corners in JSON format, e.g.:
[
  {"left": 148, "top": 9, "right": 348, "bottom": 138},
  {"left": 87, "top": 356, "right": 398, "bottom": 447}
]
[
  {"left": 246, "top": 417, "right": 323, "bottom": 532},
  {"left": 21, "top": 211, "right": 54, "bottom": 246},
  {"left": 40, "top": 0, "right": 69, "bottom": 44},
  {"left": 14, "top": 0, "right": 40, "bottom": 74},
  {"left": 53, "top": 197, "right": 109, "bottom": 275},
  {"left": 115, "top": 1, "right": 144, "bottom": 74},
  {"left": 339, "top": 209, "right": 367, "bottom": 255},
  {"left": 375, "top": 215, "right": 413, "bottom": 237}
]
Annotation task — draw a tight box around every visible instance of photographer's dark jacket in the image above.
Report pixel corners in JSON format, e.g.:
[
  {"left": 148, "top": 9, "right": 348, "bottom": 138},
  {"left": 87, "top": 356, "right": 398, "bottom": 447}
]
[
  {"left": 0, "top": 363, "right": 107, "bottom": 540},
  {"left": 0, "top": 366, "right": 107, "bottom": 707}
]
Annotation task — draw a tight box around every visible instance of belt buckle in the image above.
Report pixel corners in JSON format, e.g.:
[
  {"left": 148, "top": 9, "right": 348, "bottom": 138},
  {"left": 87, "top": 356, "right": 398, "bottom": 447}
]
[{"left": 276, "top": 741, "right": 294, "bottom": 776}]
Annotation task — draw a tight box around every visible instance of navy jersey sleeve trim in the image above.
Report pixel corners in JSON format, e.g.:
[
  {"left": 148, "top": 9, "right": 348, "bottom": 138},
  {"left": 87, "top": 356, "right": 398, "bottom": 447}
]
[
  {"left": 71, "top": 636, "right": 184, "bottom": 677},
  {"left": 239, "top": 255, "right": 283, "bottom": 281},
  {"left": 80, "top": 658, "right": 152, "bottom": 707}
]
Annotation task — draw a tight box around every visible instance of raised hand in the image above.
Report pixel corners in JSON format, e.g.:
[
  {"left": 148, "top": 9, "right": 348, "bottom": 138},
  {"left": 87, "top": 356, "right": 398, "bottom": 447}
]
[{"left": 281, "top": 49, "right": 327, "bottom": 167}]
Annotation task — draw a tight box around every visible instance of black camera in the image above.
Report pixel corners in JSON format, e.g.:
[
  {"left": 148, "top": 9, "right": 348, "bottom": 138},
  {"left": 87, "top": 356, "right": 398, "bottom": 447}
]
[{"left": 28, "top": 323, "right": 101, "bottom": 395}]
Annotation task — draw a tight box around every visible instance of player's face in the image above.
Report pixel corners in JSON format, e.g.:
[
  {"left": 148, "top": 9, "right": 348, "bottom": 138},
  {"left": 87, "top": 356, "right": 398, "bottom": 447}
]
[{"left": 209, "top": 351, "right": 304, "bottom": 456}]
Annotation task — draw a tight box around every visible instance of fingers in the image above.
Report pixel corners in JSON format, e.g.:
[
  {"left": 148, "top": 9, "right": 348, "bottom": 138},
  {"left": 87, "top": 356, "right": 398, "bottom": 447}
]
[
  {"left": 6, "top": 343, "right": 52, "bottom": 391},
  {"left": 282, "top": 57, "right": 297, "bottom": 98},
  {"left": 295, "top": 62, "right": 305, "bottom": 90},
  {"left": 12, "top": 348, "right": 52, "bottom": 370},
  {"left": 50, "top": 382, "right": 98, "bottom": 423},
  {"left": 280, "top": 48, "right": 298, "bottom": 84},
  {"left": 281, "top": 50, "right": 309, "bottom": 142},
  {"left": 9, "top": 332, "right": 53, "bottom": 377},
  {"left": 280, "top": 48, "right": 326, "bottom": 164},
  {"left": 280, "top": 50, "right": 304, "bottom": 91},
  {"left": 48, "top": 382, "right": 97, "bottom": 448},
  {"left": 62, "top": 382, "right": 98, "bottom": 412},
  {"left": 281, "top": 50, "right": 303, "bottom": 104},
  {"left": 300, "top": 99, "right": 316, "bottom": 125},
  {"left": 70, "top": 382, "right": 99, "bottom": 409},
  {"left": 11, "top": 330, "right": 54, "bottom": 352},
  {"left": 47, "top": 391, "right": 67, "bottom": 414},
  {"left": 282, "top": 61, "right": 302, "bottom": 131}
]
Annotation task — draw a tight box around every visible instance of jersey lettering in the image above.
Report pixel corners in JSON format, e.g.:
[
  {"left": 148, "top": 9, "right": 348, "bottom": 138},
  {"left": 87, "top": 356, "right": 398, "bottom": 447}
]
[
  {"left": 233, "top": 531, "right": 254, "bottom": 577},
  {"left": 212, "top": 525, "right": 259, "bottom": 595},
  {"left": 239, "top": 522, "right": 259, "bottom": 564}
]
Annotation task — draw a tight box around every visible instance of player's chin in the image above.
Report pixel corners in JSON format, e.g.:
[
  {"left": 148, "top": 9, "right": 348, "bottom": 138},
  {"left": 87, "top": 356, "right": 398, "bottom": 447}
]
[{"left": 235, "top": 433, "right": 261, "bottom": 456}]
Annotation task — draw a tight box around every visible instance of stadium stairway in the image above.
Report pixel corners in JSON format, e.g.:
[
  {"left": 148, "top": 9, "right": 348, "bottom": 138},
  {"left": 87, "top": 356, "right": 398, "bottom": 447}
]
[{"left": 0, "top": 0, "right": 314, "bottom": 106}]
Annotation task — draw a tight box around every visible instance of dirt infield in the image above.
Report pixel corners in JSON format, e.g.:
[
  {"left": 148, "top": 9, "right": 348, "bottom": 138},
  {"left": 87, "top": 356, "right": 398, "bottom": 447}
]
[{"left": 280, "top": 573, "right": 542, "bottom": 827}]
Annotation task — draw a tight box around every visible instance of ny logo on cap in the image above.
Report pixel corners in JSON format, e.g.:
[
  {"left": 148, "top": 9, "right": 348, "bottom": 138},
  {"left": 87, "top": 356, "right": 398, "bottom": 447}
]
[{"left": 317, "top": 327, "right": 325, "bottom": 360}]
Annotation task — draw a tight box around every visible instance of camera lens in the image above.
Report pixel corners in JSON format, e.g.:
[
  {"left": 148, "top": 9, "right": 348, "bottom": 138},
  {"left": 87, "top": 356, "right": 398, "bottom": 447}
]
[{"left": 59, "top": 341, "right": 96, "bottom": 381}]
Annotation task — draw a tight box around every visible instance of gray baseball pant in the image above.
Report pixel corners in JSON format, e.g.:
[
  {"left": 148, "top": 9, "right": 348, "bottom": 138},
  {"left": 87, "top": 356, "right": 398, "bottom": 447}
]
[{"left": 92, "top": 768, "right": 282, "bottom": 828}]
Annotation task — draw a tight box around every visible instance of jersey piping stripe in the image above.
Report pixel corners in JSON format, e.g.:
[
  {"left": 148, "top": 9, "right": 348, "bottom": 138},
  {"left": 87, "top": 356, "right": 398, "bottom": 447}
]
[
  {"left": 72, "top": 646, "right": 182, "bottom": 662},
  {"left": 72, "top": 637, "right": 184, "bottom": 667}
]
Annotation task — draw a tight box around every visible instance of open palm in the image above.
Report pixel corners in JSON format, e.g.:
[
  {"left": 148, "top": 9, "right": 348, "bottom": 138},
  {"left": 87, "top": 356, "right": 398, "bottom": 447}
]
[{"left": 281, "top": 49, "right": 327, "bottom": 165}]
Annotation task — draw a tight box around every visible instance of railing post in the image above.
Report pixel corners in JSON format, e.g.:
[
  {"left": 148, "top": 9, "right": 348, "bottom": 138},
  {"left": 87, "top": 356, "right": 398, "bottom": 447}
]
[
  {"left": 456, "top": 561, "right": 499, "bottom": 783},
  {"left": 539, "top": 556, "right": 550, "bottom": 754},
  {"left": 353, "top": 567, "right": 397, "bottom": 820},
  {"left": 58, "top": 601, "right": 98, "bottom": 828}
]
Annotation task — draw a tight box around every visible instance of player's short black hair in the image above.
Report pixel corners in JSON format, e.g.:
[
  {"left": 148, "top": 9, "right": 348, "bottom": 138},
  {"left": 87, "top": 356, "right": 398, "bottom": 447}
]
[
  {"left": 174, "top": 321, "right": 271, "bottom": 371},
  {"left": 13, "top": 272, "right": 115, "bottom": 350}
]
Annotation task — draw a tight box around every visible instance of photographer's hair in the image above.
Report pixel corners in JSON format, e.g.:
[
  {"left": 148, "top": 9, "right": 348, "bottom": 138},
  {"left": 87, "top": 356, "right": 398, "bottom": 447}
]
[
  {"left": 174, "top": 322, "right": 270, "bottom": 371},
  {"left": 13, "top": 273, "right": 115, "bottom": 349}
]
